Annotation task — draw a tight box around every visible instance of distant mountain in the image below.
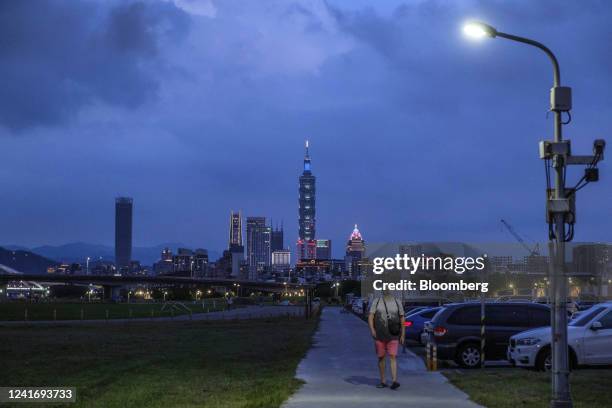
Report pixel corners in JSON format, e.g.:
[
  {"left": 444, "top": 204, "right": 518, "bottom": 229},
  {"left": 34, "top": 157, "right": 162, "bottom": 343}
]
[
  {"left": 0, "top": 247, "right": 58, "bottom": 275},
  {"left": 2, "top": 243, "right": 222, "bottom": 266},
  {"left": 32, "top": 243, "right": 114, "bottom": 263}
]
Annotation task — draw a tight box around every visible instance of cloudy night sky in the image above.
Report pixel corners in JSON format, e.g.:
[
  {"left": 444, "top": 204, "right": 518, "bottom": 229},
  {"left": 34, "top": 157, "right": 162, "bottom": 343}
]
[{"left": 1, "top": 0, "right": 611, "bottom": 257}]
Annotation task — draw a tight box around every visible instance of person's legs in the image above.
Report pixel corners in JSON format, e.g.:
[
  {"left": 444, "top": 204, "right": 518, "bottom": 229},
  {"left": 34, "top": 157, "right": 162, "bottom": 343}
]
[
  {"left": 389, "top": 355, "right": 397, "bottom": 382},
  {"left": 378, "top": 356, "right": 386, "bottom": 383},
  {"left": 374, "top": 340, "right": 387, "bottom": 386},
  {"left": 387, "top": 340, "right": 400, "bottom": 389}
]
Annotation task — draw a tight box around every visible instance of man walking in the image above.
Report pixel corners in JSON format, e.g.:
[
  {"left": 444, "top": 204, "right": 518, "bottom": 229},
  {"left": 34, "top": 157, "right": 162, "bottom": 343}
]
[{"left": 368, "top": 290, "right": 405, "bottom": 390}]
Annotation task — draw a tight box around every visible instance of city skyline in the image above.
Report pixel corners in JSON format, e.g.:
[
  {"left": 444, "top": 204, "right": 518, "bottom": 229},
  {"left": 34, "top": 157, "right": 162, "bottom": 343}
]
[{"left": 1, "top": 0, "right": 611, "bottom": 254}]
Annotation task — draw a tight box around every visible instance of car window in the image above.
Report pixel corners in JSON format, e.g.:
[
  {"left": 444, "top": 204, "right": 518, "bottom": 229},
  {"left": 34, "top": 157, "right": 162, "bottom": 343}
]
[
  {"left": 448, "top": 306, "right": 480, "bottom": 325},
  {"left": 421, "top": 309, "right": 439, "bottom": 319},
  {"left": 487, "top": 305, "right": 529, "bottom": 327},
  {"left": 529, "top": 307, "right": 550, "bottom": 327},
  {"left": 569, "top": 307, "right": 605, "bottom": 327},
  {"left": 596, "top": 310, "right": 612, "bottom": 329}
]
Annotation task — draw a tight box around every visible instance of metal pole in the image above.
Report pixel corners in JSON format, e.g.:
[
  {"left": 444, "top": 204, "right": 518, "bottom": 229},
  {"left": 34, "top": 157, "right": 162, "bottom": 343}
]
[{"left": 496, "top": 31, "right": 572, "bottom": 408}]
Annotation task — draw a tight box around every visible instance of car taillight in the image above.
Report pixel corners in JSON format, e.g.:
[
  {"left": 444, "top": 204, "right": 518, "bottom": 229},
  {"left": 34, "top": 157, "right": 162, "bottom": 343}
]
[
  {"left": 404, "top": 320, "right": 413, "bottom": 327},
  {"left": 433, "top": 326, "right": 447, "bottom": 337}
]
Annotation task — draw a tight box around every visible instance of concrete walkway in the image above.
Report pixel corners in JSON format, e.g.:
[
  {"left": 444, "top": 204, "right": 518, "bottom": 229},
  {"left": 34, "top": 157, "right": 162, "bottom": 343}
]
[{"left": 283, "top": 307, "right": 482, "bottom": 408}]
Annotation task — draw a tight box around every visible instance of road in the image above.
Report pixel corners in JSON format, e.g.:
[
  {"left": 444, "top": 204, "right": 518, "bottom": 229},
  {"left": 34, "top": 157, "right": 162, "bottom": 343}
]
[
  {"left": 282, "top": 307, "right": 482, "bottom": 408},
  {"left": 0, "top": 305, "right": 304, "bottom": 326}
]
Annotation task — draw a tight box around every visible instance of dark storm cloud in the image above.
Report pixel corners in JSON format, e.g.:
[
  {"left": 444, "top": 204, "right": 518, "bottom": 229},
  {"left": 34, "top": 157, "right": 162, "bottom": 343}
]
[
  {"left": 0, "top": 1, "right": 189, "bottom": 131},
  {"left": 1, "top": 0, "right": 611, "bottom": 253}
]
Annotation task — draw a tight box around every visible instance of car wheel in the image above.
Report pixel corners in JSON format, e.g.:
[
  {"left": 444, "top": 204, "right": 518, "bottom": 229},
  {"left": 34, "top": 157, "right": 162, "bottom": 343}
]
[
  {"left": 456, "top": 343, "right": 482, "bottom": 368},
  {"left": 536, "top": 348, "right": 552, "bottom": 372}
]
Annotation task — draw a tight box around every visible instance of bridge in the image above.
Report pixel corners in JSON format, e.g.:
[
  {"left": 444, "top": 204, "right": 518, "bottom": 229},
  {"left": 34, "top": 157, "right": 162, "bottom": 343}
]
[
  {"left": 0, "top": 273, "right": 313, "bottom": 303},
  {"left": 0, "top": 273, "right": 305, "bottom": 288}
]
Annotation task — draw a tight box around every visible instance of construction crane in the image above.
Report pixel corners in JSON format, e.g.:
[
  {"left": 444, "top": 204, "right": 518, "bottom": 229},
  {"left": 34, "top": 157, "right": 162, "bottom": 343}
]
[{"left": 500, "top": 219, "right": 540, "bottom": 256}]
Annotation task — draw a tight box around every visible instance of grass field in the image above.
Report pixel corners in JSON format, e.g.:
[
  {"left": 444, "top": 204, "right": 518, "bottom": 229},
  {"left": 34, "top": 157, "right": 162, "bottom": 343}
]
[
  {"left": 1, "top": 316, "right": 318, "bottom": 407},
  {"left": 444, "top": 367, "right": 612, "bottom": 408},
  {"left": 0, "top": 300, "right": 232, "bottom": 321}
]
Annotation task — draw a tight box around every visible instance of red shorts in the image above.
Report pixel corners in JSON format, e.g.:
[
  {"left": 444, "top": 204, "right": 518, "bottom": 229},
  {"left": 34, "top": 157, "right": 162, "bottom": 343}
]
[{"left": 375, "top": 339, "right": 399, "bottom": 358}]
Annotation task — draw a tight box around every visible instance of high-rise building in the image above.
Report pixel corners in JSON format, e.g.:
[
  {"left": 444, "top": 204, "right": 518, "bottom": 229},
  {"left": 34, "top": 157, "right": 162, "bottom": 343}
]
[
  {"left": 271, "top": 222, "right": 284, "bottom": 253},
  {"left": 298, "top": 140, "right": 316, "bottom": 260},
  {"left": 228, "top": 211, "right": 245, "bottom": 276},
  {"left": 229, "top": 210, "right": 243, "bottom": 250},
  {"left": 271, "top": 250, "right": 291, "bottom": 276},
  {"left": 346, "top": 225, "right": 365, "bottom": 259},
  {"left": 246, "top": 216, "right": 271, "bottom": 271},
  {"left": 193, "top": 248, "right": 209, "bottom": 276},
  {"left": 345, "top": 224, "right": 366, "bottom": 278},
  {"left": 154, "top": 248, "right": 173, "bottom": 275},
  {"left": 316, "top": 239, "right": 332, "bottom": 260},
  {"left": 115, "top": 197, "right": 133, "bottom": 270}
]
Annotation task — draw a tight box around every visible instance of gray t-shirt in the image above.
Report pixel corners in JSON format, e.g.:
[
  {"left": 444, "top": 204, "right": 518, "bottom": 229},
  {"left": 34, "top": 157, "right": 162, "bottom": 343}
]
[{"left": 369, "top": 296, "right": 405, "bottom": 341}]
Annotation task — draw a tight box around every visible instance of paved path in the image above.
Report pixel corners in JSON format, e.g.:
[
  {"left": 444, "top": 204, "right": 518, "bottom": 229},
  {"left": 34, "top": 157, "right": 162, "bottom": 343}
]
[
  {"left": 0, "top": 305, "right": 303, "bottom": 326},
  {"left": 283, "top": 307, "right": 482, "bottom": 408}
]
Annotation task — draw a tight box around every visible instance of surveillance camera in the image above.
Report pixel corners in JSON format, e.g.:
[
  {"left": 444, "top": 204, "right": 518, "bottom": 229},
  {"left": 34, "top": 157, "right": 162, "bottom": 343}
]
[{"left": 593, "top": 139, "right": 606, "bottom": 155}]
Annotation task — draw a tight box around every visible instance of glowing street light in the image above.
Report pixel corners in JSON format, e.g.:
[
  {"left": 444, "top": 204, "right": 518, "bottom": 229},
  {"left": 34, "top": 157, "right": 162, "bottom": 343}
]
[{"left": 462, "top": 21, "right": 497, "bottom": 39}]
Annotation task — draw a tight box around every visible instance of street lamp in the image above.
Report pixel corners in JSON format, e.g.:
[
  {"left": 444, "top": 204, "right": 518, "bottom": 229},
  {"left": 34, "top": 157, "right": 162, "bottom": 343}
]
[
  {"left": 463, "top": 21, "right": 497, "bottom": 39},
  {"left": 462, "top": 20, "right": 604, "bottom": 408}
]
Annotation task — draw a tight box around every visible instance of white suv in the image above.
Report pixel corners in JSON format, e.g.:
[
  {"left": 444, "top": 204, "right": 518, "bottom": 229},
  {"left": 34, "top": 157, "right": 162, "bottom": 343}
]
[{"left": 508, "top": 302, "right": 612, "bottom": 371}]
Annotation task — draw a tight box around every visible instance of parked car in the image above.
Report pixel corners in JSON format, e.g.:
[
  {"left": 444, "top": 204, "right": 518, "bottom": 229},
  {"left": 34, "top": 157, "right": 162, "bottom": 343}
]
[
  {"left": 574, "top": 300, "right": 598, "bottom": 311},
  {"left": 404, "top": 307, "right": 442, "bottom": 344},
  {"left": 508, "top": 302, "right": 612, "bottom": 371},
  {"left": 428, "top": 302, "right": 551, "bottom": 368},
  {"left": 351, "top": 298, "right": 364, "bottom": 314},
  {"left": 404, "top": 306, "right": 428, "bottom": 315}
]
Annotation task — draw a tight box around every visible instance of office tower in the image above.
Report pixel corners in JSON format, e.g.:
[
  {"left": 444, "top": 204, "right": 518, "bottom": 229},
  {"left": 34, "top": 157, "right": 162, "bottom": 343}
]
[
  {"left": 115, "top": 197, "right": 133, "bottom": 270},
  {"left": 161, "top": 247, "right": 172, "bottom": 261},
  {"left": 229, "top": 210, "right": 243, "bottom": 250},
  {"left": 246, "top": 216, "right": 271, "bottom": 271},
  {"left": 297, "top": 140, "right": 316, "bottom": 260},
  {"left": 228, "top": 211, "right": 245, "bottom": 276},
  {"left": 345, "top": 224, "right": 365, "bottom": 278},
  {"left": 346, "top": 224, "right": 365, "bottom": 259},
  {"left": 193, "top": 248, "right": 209, "bottom": 276},
  {"left": 272, "top": 250, "right": 291, "bottom": 267},
  {"left": 316, "top": 239, "right": 332, "bottom": 260},
  {"left": 271, "top": 222, "right": 284, "bottom": 252},
  {"left": 173, "top": 248, "right": 194, "bottom": 274},
  {"left": 154, "top": 248, "right": 173, "bottom": 275},
  {"left": 271, "top": 249, "right": 290, "bottom": 273}
]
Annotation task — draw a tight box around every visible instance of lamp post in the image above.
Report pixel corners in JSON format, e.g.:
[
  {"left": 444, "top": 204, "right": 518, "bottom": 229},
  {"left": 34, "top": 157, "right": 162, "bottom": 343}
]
[{"left": 463, "top": 21, "right": 576, "bottom": 408}]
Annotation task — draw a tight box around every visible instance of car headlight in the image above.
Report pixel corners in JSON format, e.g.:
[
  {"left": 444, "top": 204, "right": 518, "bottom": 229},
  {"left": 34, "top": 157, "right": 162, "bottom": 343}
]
[{"left": 516, "top": 337, "right": 541, "bottom": 346}]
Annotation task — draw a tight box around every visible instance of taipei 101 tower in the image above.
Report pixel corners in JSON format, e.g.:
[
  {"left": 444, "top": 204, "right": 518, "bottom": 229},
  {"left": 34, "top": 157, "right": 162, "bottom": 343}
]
[{"left": 297, "top": 140, "right": 316, "bottom": 260}]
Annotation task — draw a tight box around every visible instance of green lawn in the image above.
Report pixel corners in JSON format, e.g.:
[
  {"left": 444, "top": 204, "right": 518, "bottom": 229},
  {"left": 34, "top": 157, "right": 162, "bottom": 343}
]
[
  {"left": 444, "top": 367, "right": 612, "bottom": 408},
  {"left": 1, "top": 316, "right": 317, "bottom": 407},
  {"left": 0, "top": 300, "right": 232, "bottom": 321}
]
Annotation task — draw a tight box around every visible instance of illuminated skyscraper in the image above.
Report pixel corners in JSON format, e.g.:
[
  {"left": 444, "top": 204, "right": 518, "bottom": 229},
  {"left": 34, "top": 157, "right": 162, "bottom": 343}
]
[
  {"left": 229, "top": 210, "right": 243, "bottom": 251},
  {"left": 246, "top": 216, "right": 271, "bottom": 271},
  {"left": 316, "top": 239, "right": 332, "bottom": 260},
  {"left": 298, "top": 140, "right": 316, "bottom": 260},
  {"left": 115, "top": 197, "right": 133, "bottom": 270},
  {"left": 345, "top": 224, "right": 365, "bottom": 278},
  {"left": 346, "top": 224, "right": 365, "bottom": 259}
]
